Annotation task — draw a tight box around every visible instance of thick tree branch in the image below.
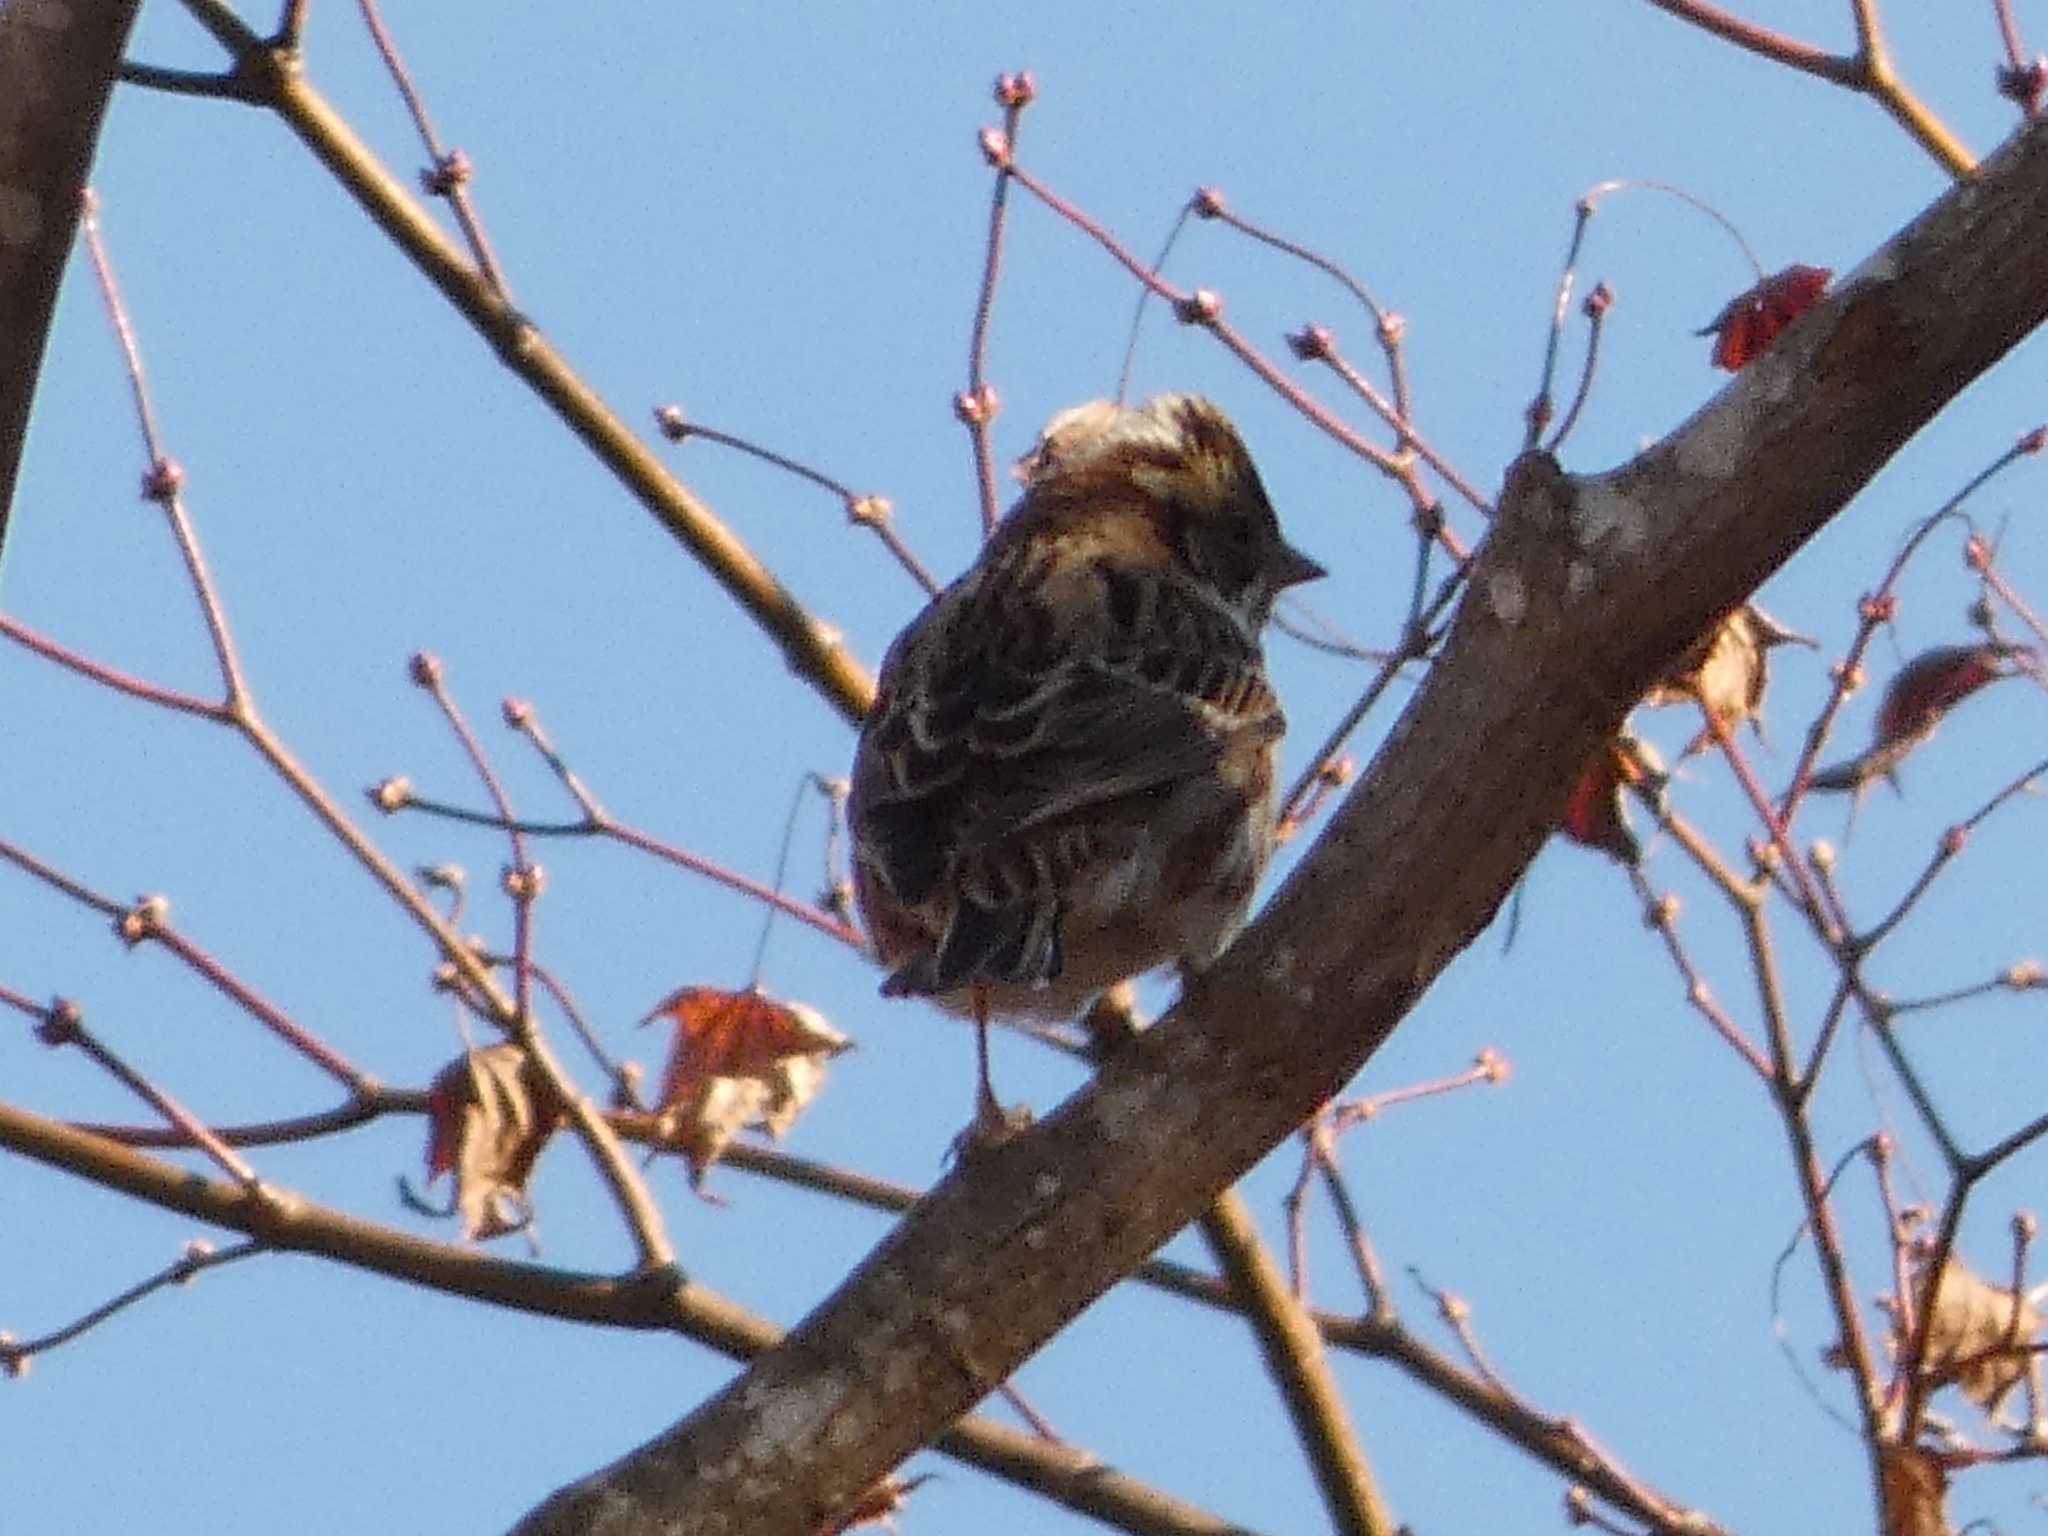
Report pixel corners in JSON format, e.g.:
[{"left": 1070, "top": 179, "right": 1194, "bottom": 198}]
[
  {"left": 510, "top": 117, "right": 2048, "bottom": 1536},
  {"left": 0, "top": 0, "right": 144, "bottom": 557},
  {"left": 0, "top": 1100, "right": 1260, "bottom": 1536}
]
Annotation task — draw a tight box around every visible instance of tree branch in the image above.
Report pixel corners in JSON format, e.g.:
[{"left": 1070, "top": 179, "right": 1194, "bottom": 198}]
[
  {"left": 1196, "top": 1194, "right": 1394, "bottom": 1535},
  {"left": 510, "top": 116, "right": 2048, "bottom": 1536},
  {"left": 160, "top": 0, "right": 873, "bottom": 722},
  {"left": 0, "top": 1099, "right": 1262, "bottom": 1536}
]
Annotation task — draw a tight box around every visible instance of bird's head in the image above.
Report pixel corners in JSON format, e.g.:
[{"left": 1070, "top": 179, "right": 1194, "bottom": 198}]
[{"left": 1014, "top": 393, "right": 1324, "bottom": 626}]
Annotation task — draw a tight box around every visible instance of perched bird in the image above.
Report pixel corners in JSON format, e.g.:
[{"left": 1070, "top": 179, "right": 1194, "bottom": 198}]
[{"left": 849, "top": 394, "right": 1323, "bottom": 1143}]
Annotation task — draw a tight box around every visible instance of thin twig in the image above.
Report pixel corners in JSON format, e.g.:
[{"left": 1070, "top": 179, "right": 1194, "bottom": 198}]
[
  {"left": 409, "top": 661, "right": 674, "bottom": 1271},
  {"left": 1290, "top": 325, "right": 1491, "bottom": 516},
  {"left": 653, "top": 407, "right": 938, "bottom": 595},
  {"left": 985, "top": 139, "right": 1468, "bottom": 561},
  {"left": 1191, "top": 186, "right": 1413, "bottom": 427},
  {"left": 380, "top": 788, "right": 863, "bottom": 952},
  {"left": 1629, "top": 871, "right": 1773, "bottom": 1078},
  {"left": 964, "top": 73, "right": 1034, "bottom": 536},
  {"left": 0, "top": 840, "right": 371, "bottom": 1091},
  {"left": 117, "top": 59, "right": 267, "bottom": 102},
  {"left": 355, "top": 0, "right": 512, "bottom": 296},
  {"left": 1277, "top": 552, "right": 1464, "bottom": 827},
  {"left": 0, "top": 1239, "right": 263, "bottom": 1374},
  {"left": 1641, "top": 0, "right": 1974, "bottom": 175},
  {"left": 81, "top": 193, "right": 250, "bottom": 707},
  {"left": 1547, "top": 282, "right": 1612, "bottom": 453},
  {"left": 0, "top": 613, "right": 225, "bottom": 716},
  {"left": 32, "top": 998, "right": 260, "bottom": 1187},
  {"left": 158, "top": 0, "right": 875, "bottom": 721}
]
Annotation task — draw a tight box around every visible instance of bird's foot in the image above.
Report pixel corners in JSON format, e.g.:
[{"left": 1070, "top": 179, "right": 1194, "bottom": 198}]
[{"left": 949, "top": 1097, "right": 1034, "bottom": 1162}]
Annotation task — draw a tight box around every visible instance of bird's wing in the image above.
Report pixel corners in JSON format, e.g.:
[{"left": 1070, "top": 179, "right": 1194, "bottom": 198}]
[{"left": 853, "top": 556, "right": 1279, "bottom": 993}]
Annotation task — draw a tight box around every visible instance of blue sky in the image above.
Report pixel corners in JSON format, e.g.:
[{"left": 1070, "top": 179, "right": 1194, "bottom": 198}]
[{"left": 4, "top": 4, "right": 2047, "bottom": 1532}]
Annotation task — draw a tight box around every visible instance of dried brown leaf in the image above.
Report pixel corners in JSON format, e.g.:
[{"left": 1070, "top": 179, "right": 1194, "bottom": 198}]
[
  {"left": 1643, "top": 602, "right": 1813, "bottom": 751},
  {"left": 422, "top": 1044, "right": 561, "bottom": 1240},
  {"left": 1913, "top": 1256, "right": 2043, "bottom": 1424}
]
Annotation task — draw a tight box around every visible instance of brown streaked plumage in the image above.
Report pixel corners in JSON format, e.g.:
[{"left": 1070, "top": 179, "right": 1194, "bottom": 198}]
[{"left": 849, "top": 394, "right": 1321, "bottom": 1133}]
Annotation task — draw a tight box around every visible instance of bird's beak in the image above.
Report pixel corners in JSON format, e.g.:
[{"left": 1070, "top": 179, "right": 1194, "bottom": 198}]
[{"left": 1272, "top": 542, "right": 1327, "bottom": 588}]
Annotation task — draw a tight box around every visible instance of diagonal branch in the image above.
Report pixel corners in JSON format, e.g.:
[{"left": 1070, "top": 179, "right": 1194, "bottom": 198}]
[
  {"left": 160, "top": 0, "right": 873, "bottom": 722},
  {"left": 0, "top": 1099, "right": 1264, "bottom": 1536},
  {"left": 1196, "top": 1193, "right": 1395, "bottom": 1535},
  {"left": 509, "top": 115, "right": 2048, "bottom": 1536},
  {"left": 1642, "top": 0, "right": 1974, "bottom": 175}
]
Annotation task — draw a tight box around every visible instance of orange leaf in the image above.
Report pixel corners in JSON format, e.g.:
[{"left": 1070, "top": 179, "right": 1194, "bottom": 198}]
[
  {"left": 644, "top": 986, "right": 850, "bottom": 1191},
  {"left": 1698, "top": 264, "right": 1830, "bottom": 371}
]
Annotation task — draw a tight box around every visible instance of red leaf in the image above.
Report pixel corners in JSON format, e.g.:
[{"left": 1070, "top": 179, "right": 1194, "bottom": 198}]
[
  {"left": 644, "top": 986, "right": 850, "bottom": 1190},
  {"left": 1810, "top": 641, "right": 2030, "bottom": 794},
  {"left": 1874, "top": 642, "right": 2019, "bottom": 745},
  {"left": 1699, "top": 264, "right": 1830, "bottom": 371},
  {"left": 1558, "top": 735, "right": 1666, "bottom": 864}
]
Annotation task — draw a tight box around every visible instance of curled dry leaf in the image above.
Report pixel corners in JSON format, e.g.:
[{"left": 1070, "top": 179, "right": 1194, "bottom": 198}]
[
  {"left": 1558, "top": 732, "right": 1666, "bottom": 865},
  {"left": 1642, "top": 601, "right": 1813, "bottom": 753},
  {"left": 1908, "top": 1256, "right": 2044, "bottom": 1426},
  {"left": 1809, "top": 641, "right": 2030, "bottom": 795},
  {"left": 422, "top": 1044, "right": 561, "bottom": 1241},
  {"left": 645, "top": 985, "right": 851, "bottom": 1193},
  {"left": 1697, "top": 263, "right": 1831, "bottom": 371}
]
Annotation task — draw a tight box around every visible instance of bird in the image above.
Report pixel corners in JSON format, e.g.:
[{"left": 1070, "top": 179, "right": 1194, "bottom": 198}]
[{"left": 848, "top": 393, "right": 1323, "bottom": 1147}]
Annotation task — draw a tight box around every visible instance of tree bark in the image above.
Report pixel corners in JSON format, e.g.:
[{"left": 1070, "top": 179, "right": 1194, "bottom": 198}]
[
  {"left": 511, "top": 116, "right": 2048, "bottom": 1536},
  {"left": 0, "top": 0, "right": 143, "bottom": 561}
]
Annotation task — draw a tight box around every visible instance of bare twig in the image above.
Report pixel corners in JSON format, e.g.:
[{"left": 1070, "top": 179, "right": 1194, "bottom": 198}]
[
  {"left": 374, "top": 700, "right": 864, "bottom": 954},
  {"left": 1191, "top": 186, "right": 1413, "bottom": 427},
  {"left": 654, "top": 406, "right": 938, "bottom": 595},
  {"left": 1641, "top": 0, "right": 1975, "bottom": 175},
  {"left": 964, "top": 73, "right": 1035, "bottom": 535},
  {"left": 355, "top": 0, "right": 511, "bottom": 296},
  {"left": 30, "top": 997, "right": 260, "bottom": 1187},
  {"left": 0, "top": 838, "right": 369, "bottom": 1090},
  {"left": 153, "top": 0, "right": 874, "bottom": 721},
  {"left": 0, "top": 1238, "right": 263, "bottom": 1375},
  {"left": 1547, "top": 282, "right": 1613, "bottom": 453},
  {"left": 984, "top": 136, "right": 1469, "bottom": 562},
  {"left": 410, "top": 657, "right": 675, "bottom": 1272}
]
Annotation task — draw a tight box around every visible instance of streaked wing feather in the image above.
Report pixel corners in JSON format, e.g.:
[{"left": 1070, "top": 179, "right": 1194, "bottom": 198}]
[{"left": 853, "top": 550, "right": 1278, "bottom": 992}]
